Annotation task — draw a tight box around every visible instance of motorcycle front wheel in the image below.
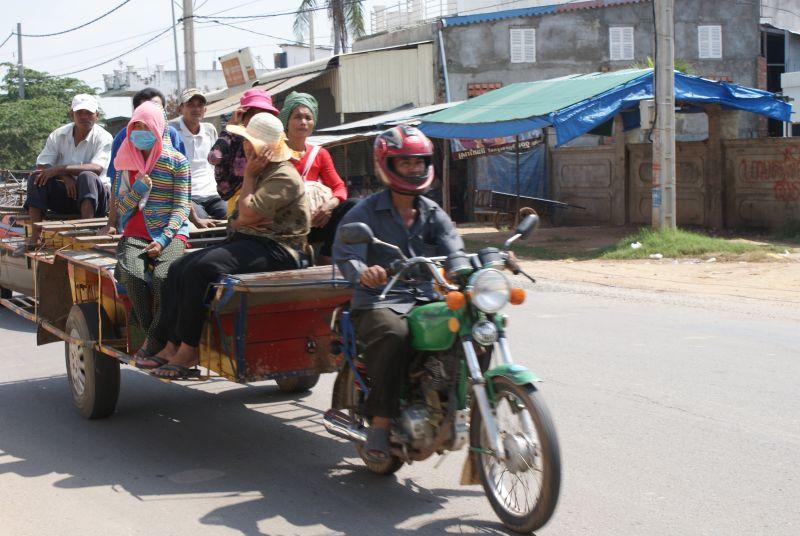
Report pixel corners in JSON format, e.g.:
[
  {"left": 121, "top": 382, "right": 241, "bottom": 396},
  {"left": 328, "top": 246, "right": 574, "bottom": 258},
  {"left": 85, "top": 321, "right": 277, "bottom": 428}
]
[{"left": 470, "top": 376, "right": 561, "bottom": 534}]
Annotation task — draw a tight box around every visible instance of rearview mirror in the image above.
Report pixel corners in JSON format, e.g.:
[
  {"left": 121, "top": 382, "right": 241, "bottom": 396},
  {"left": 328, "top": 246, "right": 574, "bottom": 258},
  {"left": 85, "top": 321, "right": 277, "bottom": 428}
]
[
  {"left": 515, "top": 214, "right": 540, "bottom": 239},
  {"left": 339, "top": 222, "right": 374, "bottom": 245}
]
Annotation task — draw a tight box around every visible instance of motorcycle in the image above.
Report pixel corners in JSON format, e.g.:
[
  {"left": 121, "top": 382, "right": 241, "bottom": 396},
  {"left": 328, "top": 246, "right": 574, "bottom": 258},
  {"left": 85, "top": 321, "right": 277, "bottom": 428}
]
[{"left": 324, "top": 214, "right": 561, "bottom": 534}]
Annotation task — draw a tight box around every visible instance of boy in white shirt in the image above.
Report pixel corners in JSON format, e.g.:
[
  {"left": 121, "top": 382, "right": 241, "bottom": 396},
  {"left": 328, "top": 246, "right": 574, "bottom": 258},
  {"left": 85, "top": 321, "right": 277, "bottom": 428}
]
[{"left": 170, "top": 88, "right": 226, "bottom": 228}]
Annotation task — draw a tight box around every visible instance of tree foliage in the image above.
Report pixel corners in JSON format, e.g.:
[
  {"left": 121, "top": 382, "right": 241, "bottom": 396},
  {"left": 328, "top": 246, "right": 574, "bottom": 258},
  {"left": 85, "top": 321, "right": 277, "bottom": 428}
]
[
  {"left": 0, "top": 64, "right": 98, "bottom": 169},
  {"left": 294, "top": 0, "right": 365, "bottom": 55}
]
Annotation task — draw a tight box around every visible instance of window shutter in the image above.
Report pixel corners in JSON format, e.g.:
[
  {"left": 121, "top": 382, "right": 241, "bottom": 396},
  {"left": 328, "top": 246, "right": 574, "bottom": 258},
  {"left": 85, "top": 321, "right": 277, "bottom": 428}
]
[
  {"left": 510, "top": 28, "right": 535, "bottom": 63},
  {"left": 523, "top": 28, "right": 536, "bottom": 62},
  {"left": 699, "top": 25, "right": 722, "bottom": 59},
  {"left": 610, "top": 27, "right": 634, "bottom": 61}
]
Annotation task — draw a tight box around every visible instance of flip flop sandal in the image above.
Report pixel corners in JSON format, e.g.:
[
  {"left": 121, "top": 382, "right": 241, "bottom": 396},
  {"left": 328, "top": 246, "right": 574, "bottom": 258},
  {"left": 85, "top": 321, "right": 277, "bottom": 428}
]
[
  {"left": 150, "top": 363, "right": 201, "bottom": 381},
  {"left": 132, "top": 355, "right": 168, "bottom": 370},
  {"left": 364, "top": 427, "right": 391, "bottom": 463}
]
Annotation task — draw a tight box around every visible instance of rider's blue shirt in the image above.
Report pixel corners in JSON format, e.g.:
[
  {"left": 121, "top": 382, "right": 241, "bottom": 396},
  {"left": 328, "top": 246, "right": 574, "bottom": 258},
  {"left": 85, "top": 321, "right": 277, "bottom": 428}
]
[{"left": 333, "top": 189, "right": 464, "bottom": 312}]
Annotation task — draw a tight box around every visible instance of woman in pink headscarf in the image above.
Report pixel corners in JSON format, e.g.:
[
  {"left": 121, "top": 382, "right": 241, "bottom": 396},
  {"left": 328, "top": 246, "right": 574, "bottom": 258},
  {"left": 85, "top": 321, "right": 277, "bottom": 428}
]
[{"left": 112, "top": 101, "right": 191, "bottom": 362}]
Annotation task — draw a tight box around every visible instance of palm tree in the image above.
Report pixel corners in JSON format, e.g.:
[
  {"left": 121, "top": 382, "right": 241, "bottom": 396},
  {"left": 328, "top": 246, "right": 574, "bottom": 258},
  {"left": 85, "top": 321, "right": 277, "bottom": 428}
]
[{"left": 294, "top": 0, "right": 365, "bottom": 55}]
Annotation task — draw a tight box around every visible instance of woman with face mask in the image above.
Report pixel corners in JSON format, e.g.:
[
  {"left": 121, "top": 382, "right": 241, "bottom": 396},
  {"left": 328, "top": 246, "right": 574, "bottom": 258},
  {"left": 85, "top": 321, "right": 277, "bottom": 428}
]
[{"left": 112, "top": 101, "right": 191, "bottom": 360}]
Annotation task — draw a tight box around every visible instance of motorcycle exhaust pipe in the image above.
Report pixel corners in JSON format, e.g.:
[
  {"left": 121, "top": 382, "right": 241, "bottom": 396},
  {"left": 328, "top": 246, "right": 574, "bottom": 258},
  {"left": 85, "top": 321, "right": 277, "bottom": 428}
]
[{"left": 323, "top": 409, "right": 367, "bottom": 443}]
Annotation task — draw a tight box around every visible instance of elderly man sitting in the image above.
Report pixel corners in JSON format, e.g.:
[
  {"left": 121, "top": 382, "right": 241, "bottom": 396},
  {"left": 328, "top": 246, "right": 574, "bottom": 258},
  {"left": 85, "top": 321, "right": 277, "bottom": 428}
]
[{"left": 25, "top": 93, "right": 113, "bottom": 241}]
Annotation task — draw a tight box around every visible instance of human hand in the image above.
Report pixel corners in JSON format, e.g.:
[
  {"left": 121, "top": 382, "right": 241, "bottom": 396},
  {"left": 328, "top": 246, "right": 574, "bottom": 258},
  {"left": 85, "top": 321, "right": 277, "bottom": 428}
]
[
  {"left": 244, "top": 144, "right": 274, "bottom": 177},
  {"left": 97, "top": 225, "right": 117, "bottom": 236},
  {"left": 61, "top": 175, "right": 78, "bottom": 199},
  {"left": 137, "top": 174, "right": 153, "bottom": 189},
  {"left": 311, "top": 198, "right": 338, "bottom": 228},
  {"left": 359, "top": 265, "right": 388, "bottom": 289},
  {"left": 34, "top": 167, "right": 58, "bottom": 187},
  {"left": 193, "top": 217, "right": 215, "bottom": 229},
  {"left": 143, "top": 241, "right": 163, "bottom": 258},
  {"left": 230, "top": 108, "right": 245, "bottom": 126}
]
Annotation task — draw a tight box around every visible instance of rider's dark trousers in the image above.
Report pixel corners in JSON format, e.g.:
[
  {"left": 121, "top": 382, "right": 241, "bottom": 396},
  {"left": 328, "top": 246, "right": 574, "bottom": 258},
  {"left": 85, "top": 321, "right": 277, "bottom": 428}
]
[
  {"left": 351, "top": 307, "right": 413, "bottom": 419},
  {"left": 150, "top": 233, "right": 299, "bottom": 348},
  {"left": 24, "top": 170, "right": 109, "bottom": 216}
]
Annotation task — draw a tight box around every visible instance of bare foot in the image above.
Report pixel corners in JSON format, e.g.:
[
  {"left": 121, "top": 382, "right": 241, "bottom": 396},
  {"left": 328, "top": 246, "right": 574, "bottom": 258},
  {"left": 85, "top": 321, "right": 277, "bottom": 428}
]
[{"left": 155, "top": 341, "right": 179, "bottom": 360}]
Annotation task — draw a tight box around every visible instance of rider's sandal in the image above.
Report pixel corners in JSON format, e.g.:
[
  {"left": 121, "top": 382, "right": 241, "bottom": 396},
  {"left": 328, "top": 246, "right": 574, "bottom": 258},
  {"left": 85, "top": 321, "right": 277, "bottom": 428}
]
[
  {"left": 364, "top": 427, "right": 391, "bottom": 463},
  {"left": 150, "top": 363, "right": 201, "bottom": 381},
  {"left": 133, "top": 355, "right": 168, "bottom": 370}
]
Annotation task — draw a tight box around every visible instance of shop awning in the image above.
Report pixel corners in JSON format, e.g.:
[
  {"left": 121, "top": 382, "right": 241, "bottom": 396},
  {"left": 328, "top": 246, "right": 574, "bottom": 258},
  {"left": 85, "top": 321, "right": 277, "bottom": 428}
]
[{"left": 418, "top": 69, "right": 792, "bottom": 145}]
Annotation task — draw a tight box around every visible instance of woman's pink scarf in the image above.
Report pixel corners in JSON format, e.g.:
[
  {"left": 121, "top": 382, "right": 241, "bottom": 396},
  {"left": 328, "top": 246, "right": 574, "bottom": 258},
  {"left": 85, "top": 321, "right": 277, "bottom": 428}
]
[{"left": 113, "top": 101, "right": 166, "bottom": 176}]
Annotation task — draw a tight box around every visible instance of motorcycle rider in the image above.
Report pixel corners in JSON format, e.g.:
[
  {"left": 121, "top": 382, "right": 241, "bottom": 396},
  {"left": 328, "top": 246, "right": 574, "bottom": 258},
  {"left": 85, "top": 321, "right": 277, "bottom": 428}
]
[{"left": 333, "top": 125, "right": 464, "bottom": 462}]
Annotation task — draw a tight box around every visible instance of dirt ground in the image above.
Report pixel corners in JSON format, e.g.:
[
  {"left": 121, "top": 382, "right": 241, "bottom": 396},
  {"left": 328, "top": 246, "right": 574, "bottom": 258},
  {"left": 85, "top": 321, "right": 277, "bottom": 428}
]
[{"left": 457, "top": 225, "right": 800, "bottom": 307}]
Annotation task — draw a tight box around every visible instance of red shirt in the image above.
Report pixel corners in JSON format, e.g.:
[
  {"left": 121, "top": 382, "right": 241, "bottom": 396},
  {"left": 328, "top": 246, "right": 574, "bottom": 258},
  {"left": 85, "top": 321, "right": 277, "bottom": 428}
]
[
  {"left": 291, "top": 143, "right": 348, "bottom": 201},
  {"left": 122, "top": 171, "right": 187, "bottom": 244},
  {"left": 122, "top": 171, "right": 151, "bottom": 240}
]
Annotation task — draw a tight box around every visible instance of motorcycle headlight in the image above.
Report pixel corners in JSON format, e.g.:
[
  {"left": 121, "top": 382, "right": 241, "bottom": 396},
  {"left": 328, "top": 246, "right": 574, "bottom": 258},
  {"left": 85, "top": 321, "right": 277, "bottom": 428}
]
[{"left": 469, "top": 269, "right": 510, "bottom": 313}]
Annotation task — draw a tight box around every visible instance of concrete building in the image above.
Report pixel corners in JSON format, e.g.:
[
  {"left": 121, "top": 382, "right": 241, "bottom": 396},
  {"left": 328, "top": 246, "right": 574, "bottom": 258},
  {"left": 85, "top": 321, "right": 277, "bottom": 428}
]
[
  {"left": 274, "top": 43, "right": 333, "bottom": 68},
  {"left": 101, "top": 63, "right": 270, "bottom": 101},
  {"left": 356, "top": 0, "right": 800, "bottom": 139}
]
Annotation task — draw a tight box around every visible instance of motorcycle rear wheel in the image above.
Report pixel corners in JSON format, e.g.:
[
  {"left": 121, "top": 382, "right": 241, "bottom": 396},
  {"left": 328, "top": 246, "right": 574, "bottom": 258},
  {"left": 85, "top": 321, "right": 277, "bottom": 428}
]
[
  {"left": 334, "top": 366, "right": 404, "bottom": 476},
  {"left": 470, "top": 377, "right": 561, "bottom": 534}
]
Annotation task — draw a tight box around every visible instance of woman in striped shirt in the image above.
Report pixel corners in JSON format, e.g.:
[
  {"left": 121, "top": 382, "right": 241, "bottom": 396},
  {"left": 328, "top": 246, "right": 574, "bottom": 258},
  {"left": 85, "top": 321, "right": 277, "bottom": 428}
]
[{"left": 111, "top": 101, "right": 191, "bottom": 362}]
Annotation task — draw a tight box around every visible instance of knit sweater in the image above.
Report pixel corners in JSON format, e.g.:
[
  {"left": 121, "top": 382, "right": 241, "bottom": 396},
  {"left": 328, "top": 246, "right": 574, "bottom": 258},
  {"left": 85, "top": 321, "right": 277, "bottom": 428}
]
[{"left": 114, "top": 143, "right": 190, "bottom": 248}]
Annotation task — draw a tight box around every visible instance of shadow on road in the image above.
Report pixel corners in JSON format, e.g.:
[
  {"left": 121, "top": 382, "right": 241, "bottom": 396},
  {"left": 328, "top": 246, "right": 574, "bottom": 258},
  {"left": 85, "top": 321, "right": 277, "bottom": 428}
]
[
  {"left": 0, "top": 307, "right": 37, "bottom": 334},
  {"left": 0, "top": 369, "right": 499, "bottom": 535}
]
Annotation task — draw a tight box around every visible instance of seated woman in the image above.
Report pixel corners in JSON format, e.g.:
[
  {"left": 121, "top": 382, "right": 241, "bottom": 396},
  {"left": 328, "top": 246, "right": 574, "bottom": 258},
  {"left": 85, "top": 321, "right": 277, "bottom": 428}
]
[
  {"left": 279, "top": 91, "right": 356, "bottom": 263},
  {"left": 112, "top": 101, "right": 190, "bottom": 360},
  {"left": 207, "top": 88, "right": 280, "bottom": 218},
  {"left": 143, "top": 112, "right": 311, "bottom": 379}
]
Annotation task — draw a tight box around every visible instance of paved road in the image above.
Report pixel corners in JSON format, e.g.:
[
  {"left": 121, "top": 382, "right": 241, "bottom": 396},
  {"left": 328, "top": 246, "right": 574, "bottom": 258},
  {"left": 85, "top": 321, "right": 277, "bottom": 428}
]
[{"left": 0, "top": 280, "right": 797, "bottom": 535}]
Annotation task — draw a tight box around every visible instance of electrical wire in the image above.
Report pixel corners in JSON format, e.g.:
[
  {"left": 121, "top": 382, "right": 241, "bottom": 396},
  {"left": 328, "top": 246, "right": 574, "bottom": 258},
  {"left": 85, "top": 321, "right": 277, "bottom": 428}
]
[
  {"left": 18, "top": 0, "right": 132, "bottom": 37},
  {"left": 192, "top": 0, "right": 365, "bottom": 21},
  {"left": 27, "top": 26, "right": 171, "bottom": 63},
  {"left": 0, "top": 32, "right": 13, "bottom": 51},
  {"left": 52, "top": 25, "right": 174, "bottom": 76},
  {"left": 196, "top": 19, "right": 312, "bottom": 46}
]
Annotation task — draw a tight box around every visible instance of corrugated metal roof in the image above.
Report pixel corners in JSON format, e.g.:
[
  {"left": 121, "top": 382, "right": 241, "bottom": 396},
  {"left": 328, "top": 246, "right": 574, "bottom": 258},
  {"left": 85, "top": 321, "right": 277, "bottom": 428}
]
[
  {"left": 442, "top": 0, "right": 646, "bottom": 27},
  {"left": 318, "top": 101, "right": 460, "bottom": 133}
]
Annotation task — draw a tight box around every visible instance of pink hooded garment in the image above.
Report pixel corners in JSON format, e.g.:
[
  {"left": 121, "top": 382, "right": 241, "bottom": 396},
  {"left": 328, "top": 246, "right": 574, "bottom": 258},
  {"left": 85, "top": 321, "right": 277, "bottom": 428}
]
[{"left": 113, "top": 100, "right": 166, "bottom": 177}]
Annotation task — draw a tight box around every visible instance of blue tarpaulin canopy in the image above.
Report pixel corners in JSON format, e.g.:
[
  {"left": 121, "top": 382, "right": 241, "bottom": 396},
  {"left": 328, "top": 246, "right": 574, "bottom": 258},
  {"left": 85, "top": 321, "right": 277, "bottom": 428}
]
[{"left": 418, "top": 69, "right": 792, "bottom": 145}]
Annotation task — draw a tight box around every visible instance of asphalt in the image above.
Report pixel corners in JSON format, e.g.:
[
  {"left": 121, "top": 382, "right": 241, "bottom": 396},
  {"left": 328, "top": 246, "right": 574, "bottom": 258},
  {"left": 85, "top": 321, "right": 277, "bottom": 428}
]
[{"left": 0, "top": 278, "right": 797, "bottom": 535}]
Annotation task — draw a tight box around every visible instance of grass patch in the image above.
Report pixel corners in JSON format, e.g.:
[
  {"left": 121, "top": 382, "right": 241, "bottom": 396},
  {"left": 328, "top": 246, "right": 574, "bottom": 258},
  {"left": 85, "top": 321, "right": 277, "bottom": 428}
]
[
  {"left": 601, "top": 228, "right": 780, "bottom": 260},
  {"left": 463, "top": 238, "right": 609, "bottom": 261}
]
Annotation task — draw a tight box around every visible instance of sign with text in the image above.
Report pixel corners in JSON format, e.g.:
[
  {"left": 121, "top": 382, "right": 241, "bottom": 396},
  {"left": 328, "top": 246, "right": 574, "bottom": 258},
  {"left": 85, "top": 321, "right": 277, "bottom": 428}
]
[{"left": 450, "top": 130, "right": 542, "bottom": 160}]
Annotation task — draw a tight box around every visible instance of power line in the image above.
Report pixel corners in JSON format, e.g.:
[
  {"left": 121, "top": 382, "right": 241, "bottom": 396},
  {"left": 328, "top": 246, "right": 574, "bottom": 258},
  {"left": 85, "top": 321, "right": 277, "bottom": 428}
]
[
  {"left": 192, "top": 0, "right": 364, "bottom": 21},
  {"left": 27, "top": 26, "right": 170, "bottom": 63},
  {"left": 19, "top": 0, "right": 132, "bottom": 37},
  {"left": 53, "top": 25, "right": 174, "bottom": 76},
  {"left": 0, "top": 32, "right": 13, "bottom": 50},
  {"left": 198, "top": 19, "right": 309, "bottom": 45}
]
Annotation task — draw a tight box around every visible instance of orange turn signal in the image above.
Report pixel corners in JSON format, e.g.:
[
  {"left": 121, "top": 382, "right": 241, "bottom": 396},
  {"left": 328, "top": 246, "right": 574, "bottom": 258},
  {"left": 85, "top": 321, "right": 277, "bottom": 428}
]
[
  {"left": 509, "top": 287, "right": 526, "bottom": 305},
  {"left": 446, "top": 291, "right": 466, "bottom": 310},
  {"left": 447, "top": 317, "right": 460, "bottom": 332}
]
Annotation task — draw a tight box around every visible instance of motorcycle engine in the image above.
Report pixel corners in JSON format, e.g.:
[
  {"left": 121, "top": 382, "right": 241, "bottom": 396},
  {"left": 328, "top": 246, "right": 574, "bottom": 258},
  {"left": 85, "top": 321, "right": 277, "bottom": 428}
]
[{"left": 400, "top": 405, "right": 434, "bottom": 450}]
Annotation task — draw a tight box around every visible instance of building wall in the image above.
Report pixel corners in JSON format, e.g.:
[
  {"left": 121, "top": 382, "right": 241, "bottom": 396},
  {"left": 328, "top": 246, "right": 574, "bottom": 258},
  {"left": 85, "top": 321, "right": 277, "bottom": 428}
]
[
  {"left": 353, "top": 23, "right": 437, "bottom": 52},
  {"left": 442, "top": 0, "right": 760, "bottom": 136}
]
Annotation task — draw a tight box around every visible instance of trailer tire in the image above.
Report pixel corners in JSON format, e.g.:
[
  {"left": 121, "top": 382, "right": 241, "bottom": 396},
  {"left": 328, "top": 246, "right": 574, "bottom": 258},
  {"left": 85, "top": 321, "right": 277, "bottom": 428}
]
[
  {"left": 65, "top": 303, "right": 120, "bottom": 419},
  {"left": 275, "top": 374, "right": 320, "bottom": 393}
]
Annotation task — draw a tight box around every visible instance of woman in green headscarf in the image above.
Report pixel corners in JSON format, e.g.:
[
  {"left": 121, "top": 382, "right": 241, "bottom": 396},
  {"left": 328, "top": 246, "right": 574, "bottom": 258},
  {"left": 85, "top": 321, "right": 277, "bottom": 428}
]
[{"left": 280, "top": 91, "right": 355, "bottom": 262}]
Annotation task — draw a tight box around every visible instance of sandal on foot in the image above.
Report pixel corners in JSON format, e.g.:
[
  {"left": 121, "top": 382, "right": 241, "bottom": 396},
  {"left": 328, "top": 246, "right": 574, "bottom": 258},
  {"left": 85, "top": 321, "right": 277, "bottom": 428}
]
[
  {"left": 133, "top": 355, "right": 168, "bottom": 370},
  {"left": 151, "top": 363, "right": 200, "bottom": 380},
  {"left": 364, "top": 427, "right": 391, "bottom": 463}
]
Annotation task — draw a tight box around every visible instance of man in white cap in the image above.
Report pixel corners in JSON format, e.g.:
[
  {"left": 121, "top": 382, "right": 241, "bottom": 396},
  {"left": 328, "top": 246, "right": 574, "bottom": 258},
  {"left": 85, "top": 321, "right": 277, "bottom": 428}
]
[
  {"left": 26, "top": 93, "right": 113, "bottom": 241},
  {"left": 170, "top": 88, "right": 225, "bottom": 228}
]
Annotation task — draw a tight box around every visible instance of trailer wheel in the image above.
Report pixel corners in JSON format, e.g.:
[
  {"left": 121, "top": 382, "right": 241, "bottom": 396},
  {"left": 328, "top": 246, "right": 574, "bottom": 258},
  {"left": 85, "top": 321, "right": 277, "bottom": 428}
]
[
  {"left": 64, "top": 303, "right": 120, "bottom": 419},
  {"left": 275, "top": 374, "right": 320, "bottom": 393}
]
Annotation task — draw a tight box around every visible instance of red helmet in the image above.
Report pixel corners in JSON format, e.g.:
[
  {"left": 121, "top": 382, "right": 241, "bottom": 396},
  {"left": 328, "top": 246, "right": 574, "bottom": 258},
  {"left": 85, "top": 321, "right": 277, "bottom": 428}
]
[{"left": 373, "top": 125, "right": 435, "bottom": 195}]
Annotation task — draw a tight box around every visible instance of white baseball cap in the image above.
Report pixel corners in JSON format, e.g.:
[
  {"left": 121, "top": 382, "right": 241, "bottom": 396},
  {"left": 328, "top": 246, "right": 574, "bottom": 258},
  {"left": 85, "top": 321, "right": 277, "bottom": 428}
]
[
  {"left": 226, "top": 112, "right": 293, "bottom": 162},
  {"left": 71, "top": 94, "right": 99, "bottom": 113}
]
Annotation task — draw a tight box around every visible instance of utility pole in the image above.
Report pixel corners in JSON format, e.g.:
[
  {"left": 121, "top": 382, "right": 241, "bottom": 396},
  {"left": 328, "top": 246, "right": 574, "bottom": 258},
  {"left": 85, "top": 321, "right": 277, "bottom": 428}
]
[
  {"left": 652, "top": 0, "right": 676, "bottom": 229},
  {"left": 309, "top": 11, "right": 316, "bottom": 61},
  {"left": 171, "top": 0, "right": 182, "bottom": 96},
  {"left": 182, "top": 0, "right": 196, "bottom": 89},
  {"left": 16, "top": 23, "right": 25, "bottom": 99}
]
